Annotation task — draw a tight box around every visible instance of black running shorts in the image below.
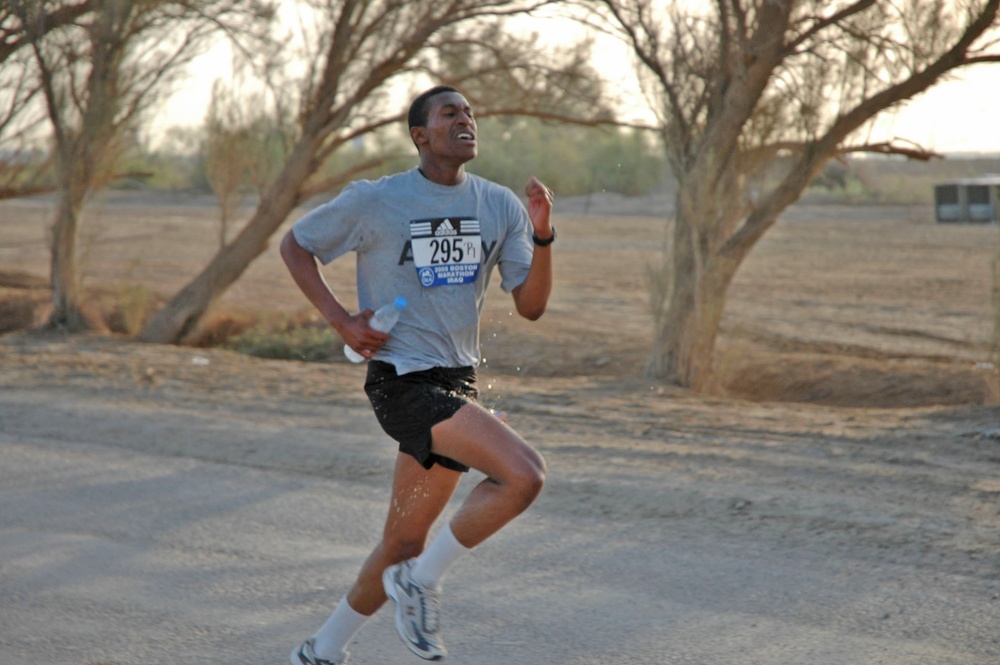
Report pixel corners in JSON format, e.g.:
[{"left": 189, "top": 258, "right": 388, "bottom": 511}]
[{"left": 363, "top": 360, "right": 476, "bottom": 472}]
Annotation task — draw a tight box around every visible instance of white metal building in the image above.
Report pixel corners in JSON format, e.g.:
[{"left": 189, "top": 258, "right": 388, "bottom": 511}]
[{"left": 934, "top": 175, "right": 1000, "bottom": 223}]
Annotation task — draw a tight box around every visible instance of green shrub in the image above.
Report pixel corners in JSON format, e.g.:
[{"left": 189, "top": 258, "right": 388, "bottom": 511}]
[{"left": 224, "top": 322, "right": 340, "bottom": 362}]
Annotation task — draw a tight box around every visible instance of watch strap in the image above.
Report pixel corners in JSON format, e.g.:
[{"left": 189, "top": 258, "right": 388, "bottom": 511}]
[{"left": 532, "top": 226, "right": 556, "bottom": 247}]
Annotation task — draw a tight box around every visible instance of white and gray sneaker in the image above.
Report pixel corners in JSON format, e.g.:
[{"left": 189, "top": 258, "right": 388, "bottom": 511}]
[
  {"left": 382, "top": 559, "right": 447, "bottom": 661},
  {"left": 290, "top": 637, "right": 349, "bottom": 665}
]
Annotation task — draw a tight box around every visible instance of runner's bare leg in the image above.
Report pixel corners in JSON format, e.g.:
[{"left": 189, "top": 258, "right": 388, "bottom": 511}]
[
  {"left": 346, "top": 453, "right": 462, "bottom": 615},
  {"left": 430, "top": 402, "right": 546, "bottom": 548}
]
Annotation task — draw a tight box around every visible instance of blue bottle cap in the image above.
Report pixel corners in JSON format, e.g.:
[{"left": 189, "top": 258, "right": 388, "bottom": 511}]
[{"left": 393, "top": 296, "right": 408, "bottom": 310}]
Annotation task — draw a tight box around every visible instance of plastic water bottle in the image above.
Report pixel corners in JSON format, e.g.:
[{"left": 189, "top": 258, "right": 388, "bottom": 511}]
[{"left": 343, "top": 296, "right": 408, "bottom": 363}]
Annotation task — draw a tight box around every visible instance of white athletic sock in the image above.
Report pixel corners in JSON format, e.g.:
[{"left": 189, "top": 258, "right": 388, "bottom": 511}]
[
  {"left": 409, "top": 523, "right": 471, "bottom": 590},
  {"left": 312, "top": 596, "right": 370, "bottom": 659}
]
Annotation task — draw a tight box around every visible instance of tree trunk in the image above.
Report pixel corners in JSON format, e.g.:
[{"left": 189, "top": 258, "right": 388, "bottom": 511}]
[
  {"left": 646, "top": 208, "right": 741, "bottom": 390},
  {"left": 138, "top": 139, "right": 318, "bottom": 343},
  {"left": 47, "top": 178, "right": 90, "bottom": 330}
]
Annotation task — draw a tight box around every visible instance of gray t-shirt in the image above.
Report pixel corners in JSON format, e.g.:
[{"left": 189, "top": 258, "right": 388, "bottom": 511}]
[{"left": 292, "top": 168, "right": 534, "bottom": 375}]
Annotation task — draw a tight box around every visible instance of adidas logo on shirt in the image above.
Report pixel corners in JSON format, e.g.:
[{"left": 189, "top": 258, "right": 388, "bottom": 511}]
[{"left": 435, "top": 219, "right": 458, "bottom": 236}]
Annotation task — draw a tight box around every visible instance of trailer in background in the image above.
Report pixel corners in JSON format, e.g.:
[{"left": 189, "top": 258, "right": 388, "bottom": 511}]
[{"left": 934, "top": 175, "right": 1000, "bottom": 223}]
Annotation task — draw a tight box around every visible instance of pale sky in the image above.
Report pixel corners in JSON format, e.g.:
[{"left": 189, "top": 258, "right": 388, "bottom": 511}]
[
  {"left": 154, "top": 24, "right": 1000, "bottom": 156},
  {"left": 870, "top": 65, "right": 1000, "bottom": 155}
]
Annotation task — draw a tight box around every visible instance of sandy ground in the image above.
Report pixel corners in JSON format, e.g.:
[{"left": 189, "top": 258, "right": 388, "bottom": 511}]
[{"left": 1, "top": 192, "right": 1000, "bottom": 664}]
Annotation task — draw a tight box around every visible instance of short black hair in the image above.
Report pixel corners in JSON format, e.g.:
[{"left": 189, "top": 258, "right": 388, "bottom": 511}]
[{"left": 407, "top": 85, "right": 460, "bottom": 130}]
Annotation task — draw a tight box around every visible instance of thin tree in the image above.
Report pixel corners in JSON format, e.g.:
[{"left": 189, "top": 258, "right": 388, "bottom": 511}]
[
  {"left": 0, "top": 46, "right": 50, "bottom": 200},
  {"left": 139, "top": 0, "right": 613, "bottom": 344},
  {"left": 12, "top": 0, "right": 274, "bottom": 330},
  {"left": 0, "top": 1, "right": 98, "bottom": 64},
  {"left": 0, "top": 2, "right": 100, "bottom": 200},
  {"left": 588, "top": 0, "right": 1000, "bottom": 389},
  {"left": 203, "top": 81, "right": 259, "bottom": 249}
]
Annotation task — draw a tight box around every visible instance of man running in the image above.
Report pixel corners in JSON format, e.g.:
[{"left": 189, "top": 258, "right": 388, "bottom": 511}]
[{"left": 282, "top": 85, "right": 555, "bottom": 664}]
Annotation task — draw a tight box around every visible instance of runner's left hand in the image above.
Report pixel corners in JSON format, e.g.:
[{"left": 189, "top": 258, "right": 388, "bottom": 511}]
[{"left": 525, "top": 176, "right": 554, "bottom": 236}]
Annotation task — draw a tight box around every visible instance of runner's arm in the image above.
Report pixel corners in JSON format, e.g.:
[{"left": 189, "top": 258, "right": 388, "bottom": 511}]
[
  {"left": 512, "top": 176, "right": 554, "bottom": 320},
  {"left": 279, "top": 230, "right": 386, "bottom": 357}
]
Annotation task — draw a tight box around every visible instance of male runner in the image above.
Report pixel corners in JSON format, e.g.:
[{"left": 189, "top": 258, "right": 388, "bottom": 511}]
[{"left": 282, "top": 85, "right": 555, "bottom": 664}]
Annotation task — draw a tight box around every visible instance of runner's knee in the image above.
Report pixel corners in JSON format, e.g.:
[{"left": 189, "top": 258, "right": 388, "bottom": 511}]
[{"left": 508, "top": 453, "right": 546, "bottom": 510}]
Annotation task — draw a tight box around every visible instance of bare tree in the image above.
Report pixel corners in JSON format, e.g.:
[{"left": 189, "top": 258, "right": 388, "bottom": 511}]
[
  {"left": 204, "top": 81, "right": 258, "bottom": 249},
  {"left": 12, "top": 0, "right": 274, "bottom": 330},
  {"left": 0, "top": 2, "right": 101, "bottom": 200},
  {"left": 139, "top": 0, "right": 613, "bottom": 344},
  {"left": 0, "top": 46, "right": 50, "bottom": 200},
  {"left": 588, "top": 0, "right": 1000, "bottom": 389},
  {"left": 0, "top": 0, "right": 98, "bottom": 64}
]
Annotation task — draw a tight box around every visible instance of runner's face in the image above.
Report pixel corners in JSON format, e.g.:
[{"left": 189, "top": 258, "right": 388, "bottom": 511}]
[{"left": 417, "top": 92, "right": 477, "bottom": 164}]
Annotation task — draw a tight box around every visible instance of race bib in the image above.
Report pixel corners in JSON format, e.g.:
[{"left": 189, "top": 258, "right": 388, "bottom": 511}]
[{"left": 410, "top": 217, "right": 482, "bottom": 287}]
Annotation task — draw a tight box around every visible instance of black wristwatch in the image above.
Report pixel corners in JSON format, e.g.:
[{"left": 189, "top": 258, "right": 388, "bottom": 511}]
[{"left": 532, "top": 226, "right": 556, "bottom": 247}]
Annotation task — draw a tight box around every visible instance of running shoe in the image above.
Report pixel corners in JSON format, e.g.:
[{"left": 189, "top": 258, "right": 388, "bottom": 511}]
[
  {"left": 382, "top": 559, "right": 447, "bottom": 660},
  {"left": 290, "top": 637, "right": 349, "bottom": 665}
]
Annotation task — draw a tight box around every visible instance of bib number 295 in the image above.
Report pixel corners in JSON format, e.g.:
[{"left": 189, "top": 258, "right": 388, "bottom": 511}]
[{"left": 429, "top": 237, "right": 468, "bottom": 264}]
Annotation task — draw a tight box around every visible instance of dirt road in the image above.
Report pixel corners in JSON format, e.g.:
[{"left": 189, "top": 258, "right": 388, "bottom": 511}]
[{"left": 1, "top": 333, "right": 999, "bottom": 664}]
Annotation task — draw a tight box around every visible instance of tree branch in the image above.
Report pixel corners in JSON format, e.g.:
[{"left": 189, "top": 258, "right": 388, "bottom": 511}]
[
  {"left": 786, "top": 0, "right": 878, "bottom": 54},
  {"left": 840, "top": 140, "right": 942, "bottom": 161},
  {"left": 0, "top": 0, "right": 98, "bottom": 64}
]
